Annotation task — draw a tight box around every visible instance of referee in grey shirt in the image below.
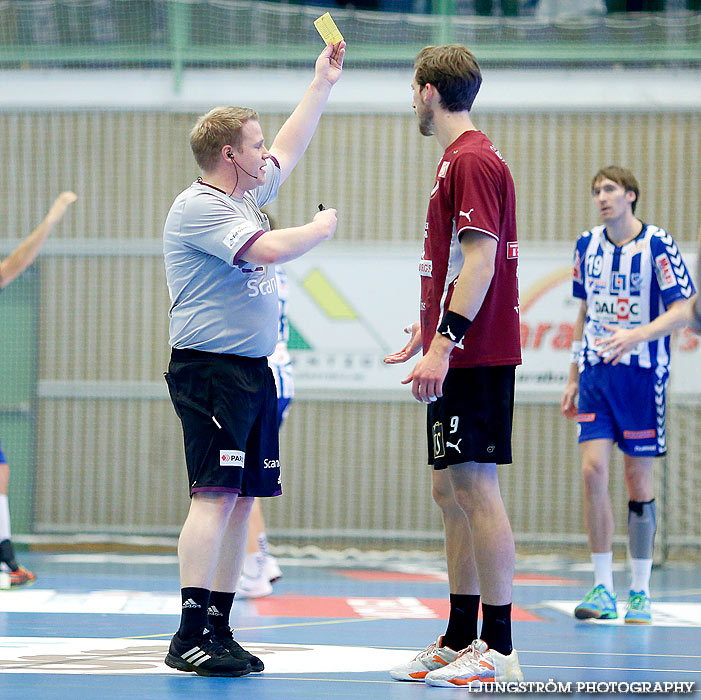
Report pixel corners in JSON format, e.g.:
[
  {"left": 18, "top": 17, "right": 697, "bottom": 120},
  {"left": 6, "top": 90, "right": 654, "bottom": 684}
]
[{"left": 162, "top": 40, "right": 344, "bottom": 678}]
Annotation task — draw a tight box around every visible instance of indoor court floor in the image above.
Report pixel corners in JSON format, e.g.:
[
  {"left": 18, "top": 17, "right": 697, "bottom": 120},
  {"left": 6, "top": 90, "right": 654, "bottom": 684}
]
[{"left": 0, "top": 551, "right": 699, "bottom": 698}]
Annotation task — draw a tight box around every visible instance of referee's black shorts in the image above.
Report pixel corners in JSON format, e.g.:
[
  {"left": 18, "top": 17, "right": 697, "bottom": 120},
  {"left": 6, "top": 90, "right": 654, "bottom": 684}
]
[
  {"left": 165, "top": 347, "right": 281, "bottom": 498},
  {"left": 427, "top": 365, "right": 516, "bottom": 468}
]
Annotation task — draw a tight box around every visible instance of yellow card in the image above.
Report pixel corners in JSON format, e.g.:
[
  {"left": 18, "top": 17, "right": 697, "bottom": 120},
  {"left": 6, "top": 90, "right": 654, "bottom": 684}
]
[{"left": 314, "top": 12, "right": 344, "bottom": 45}]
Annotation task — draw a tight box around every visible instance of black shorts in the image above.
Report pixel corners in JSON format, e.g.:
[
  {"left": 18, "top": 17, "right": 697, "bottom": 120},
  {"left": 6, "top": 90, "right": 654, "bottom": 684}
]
[
  {"left": 165, "top": 347, "right": 281, "bottom": 498},
  {"left": 427, "top": 365, "right": 515, "bottom": 468}
]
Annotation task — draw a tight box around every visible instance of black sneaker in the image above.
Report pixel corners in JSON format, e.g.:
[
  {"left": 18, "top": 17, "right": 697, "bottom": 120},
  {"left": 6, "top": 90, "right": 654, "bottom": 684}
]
[
  {"left": 213, "top": 627, "right": 264, "bottom": 672},
  {"left": 165, "top": 629, "right": 251, "bottom": 677}
]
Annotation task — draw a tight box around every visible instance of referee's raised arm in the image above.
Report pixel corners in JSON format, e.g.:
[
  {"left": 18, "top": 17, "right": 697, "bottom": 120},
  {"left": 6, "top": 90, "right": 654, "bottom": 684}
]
[{"left": 269, "top": 41, "right": 345, "bottom": 184}]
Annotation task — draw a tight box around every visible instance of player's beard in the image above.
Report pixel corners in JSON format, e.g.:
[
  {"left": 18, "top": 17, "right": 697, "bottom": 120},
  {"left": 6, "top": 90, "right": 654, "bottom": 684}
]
[{"left": 418, "top": 104, "right": 435, "bottom": 137}]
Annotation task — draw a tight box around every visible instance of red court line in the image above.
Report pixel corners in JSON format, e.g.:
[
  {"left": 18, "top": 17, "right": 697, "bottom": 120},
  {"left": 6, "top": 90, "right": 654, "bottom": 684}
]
[
  {"left": 334, "top": 570, "right": 444, "bottom": 583},
  {"left": 513, "top": 573, "right": 578, "bottom": 585},
  {"left": 334, "top": 570, "right": 576, "bottom": 585},
  {"left": 253, "top": 595, "right": 542, "bottom": 621}
]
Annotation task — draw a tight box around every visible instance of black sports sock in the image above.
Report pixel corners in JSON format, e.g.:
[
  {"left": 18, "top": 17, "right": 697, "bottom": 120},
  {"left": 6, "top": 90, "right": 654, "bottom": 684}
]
[
  {"left": 0, "top": 539, "right": 19, "bottom": 572},
  {"left": 177, "top": 587, "right": 210, "bottom": 639},
  {"left": 208, "top": 590, "right": 236, "bottom": 634},
  {"left": 442, "top": 594, "right": 480, "bottom": 652},
  {"left": 480, "top": 602, "right": 512, "bottom": 656}
]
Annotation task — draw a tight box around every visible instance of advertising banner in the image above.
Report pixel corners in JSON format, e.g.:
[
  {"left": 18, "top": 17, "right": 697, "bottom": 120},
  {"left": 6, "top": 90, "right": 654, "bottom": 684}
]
[{"left": 285, "top": 245, "right": 699, "bottom": 401}]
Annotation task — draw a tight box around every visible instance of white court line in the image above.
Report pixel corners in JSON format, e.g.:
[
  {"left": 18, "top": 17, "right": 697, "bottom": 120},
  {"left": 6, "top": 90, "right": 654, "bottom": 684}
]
[
  {"left": 0, "top": 638, "right": 412, "bottom": 675},
  {"left": 1, "top": 637, "right": 698, "bottom": 677},
  {"left": 0, "top": 589, "right": 181, "bottom": 615},
  {"left": 46, "top": 554, "right": 178, "bottom": 564},
  {"left": 544, "top": 600, "right": 701, "bottom": 627},
  {"left": 527, "top": 664, "right": 701, "bottom": 675},
  {"left": 522, "top": 649, "right": 701, "bottom": 659}
]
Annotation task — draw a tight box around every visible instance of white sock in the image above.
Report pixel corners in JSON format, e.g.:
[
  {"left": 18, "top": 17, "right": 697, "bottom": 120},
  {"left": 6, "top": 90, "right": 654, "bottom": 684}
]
[
  {"left": 257, "top": 532, "right": 269, "bottom": 557},
  {"left": 630, "top": 558, "right": 652, "bottom": 596},
  {"left": 241, "top": 551, "right": 264, "bottom": 579},
  {"left": 0, "top": 495, "right": 11, "bottom": 542},
  {"left": 0, "top": 495, "right": 11, "bottom": 572},
  {"left": 591, "top": 552, "right": 614, "bottom": 593}
]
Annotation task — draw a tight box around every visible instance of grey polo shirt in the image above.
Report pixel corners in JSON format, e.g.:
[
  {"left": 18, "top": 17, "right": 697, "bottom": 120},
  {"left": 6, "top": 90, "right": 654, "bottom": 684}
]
[{"left": 164, "top": 158, "right": 281, "bottom": 357}]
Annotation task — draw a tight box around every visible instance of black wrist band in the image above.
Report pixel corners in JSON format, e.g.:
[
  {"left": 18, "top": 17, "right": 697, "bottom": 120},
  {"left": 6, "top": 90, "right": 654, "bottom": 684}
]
[{"left": 437, "top": 310, "right": 472, "bottom": 344}]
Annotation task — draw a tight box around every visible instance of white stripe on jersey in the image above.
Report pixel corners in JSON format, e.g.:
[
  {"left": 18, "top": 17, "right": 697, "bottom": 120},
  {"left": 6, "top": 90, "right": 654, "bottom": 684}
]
[{"left": 437, "top": 222, "right": 466, "bottom": 336}]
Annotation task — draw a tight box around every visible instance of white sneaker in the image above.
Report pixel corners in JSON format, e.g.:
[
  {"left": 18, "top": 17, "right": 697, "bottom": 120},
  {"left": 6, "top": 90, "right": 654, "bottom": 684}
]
[
  {"left": 236, "top": 570, "right": 273, "bottom": 599},
  {"left": 237, "top": 552, "right": 273, "bottom": 599},
  {"left": 262, "top": 555, "right": 282, "bottom": 584},
  {"left": 389, "top": 636, "right": 460, "bottom": 681},
  {"left": 425, "top": 639, "right": 523, "bottom": 688}
]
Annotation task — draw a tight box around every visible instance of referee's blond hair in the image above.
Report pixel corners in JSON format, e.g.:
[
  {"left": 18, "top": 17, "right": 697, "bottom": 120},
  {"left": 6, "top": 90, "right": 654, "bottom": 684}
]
[{"left": 190, "top": 106, "right": 258, "bottom": 172}]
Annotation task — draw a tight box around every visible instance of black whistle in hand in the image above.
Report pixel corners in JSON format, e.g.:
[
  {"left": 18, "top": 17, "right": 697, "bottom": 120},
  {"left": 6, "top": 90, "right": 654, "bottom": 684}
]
[{"left": 318, "top": 203, "right": 325, "bottom": 211}]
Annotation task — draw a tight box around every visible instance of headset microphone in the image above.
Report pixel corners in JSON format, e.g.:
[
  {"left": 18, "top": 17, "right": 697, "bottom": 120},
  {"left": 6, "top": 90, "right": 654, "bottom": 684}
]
[{"left": 227, "top": 151, "right": 258, "bottom": 179}]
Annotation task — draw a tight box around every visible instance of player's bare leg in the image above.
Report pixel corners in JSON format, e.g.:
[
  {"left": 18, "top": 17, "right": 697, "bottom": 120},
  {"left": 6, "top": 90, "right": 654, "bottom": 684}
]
[
  {"left": 581, "top": 439, "right": 614, "bottom": 554},
  {"left": 388, "top": 467, "right": 484, "bottom": 681},
  {"left": 622, "top": 455, "right": 655, "bottom": 623},
  {"left": 202, "top": 496, "right": 265, "bottom": 671},
  {"left": 245, "top": 500, "right": 265, "bottom": 556},
  {"left": 178, "top": 492, "right": 239, "bottom": 588},
  {"left": 212, "top": 496, "right": 254, "bottom": 592},
  {"left": 428, "top": 461, "right": 520, "bottom": 680},
  {"left": 432, "top": 469, "right": 479, "bottom": 595},
  {"left": 0, "top": 461, "right": 36, "bottom": 587},
  {"left": 575, "top": 439, "right": 618, "bottom": 620},
  {"left": 0, "top": 463, "right": 8, "bottom": 495},
  {"left": 237, "top": 499, "right": 277, "bottom": 598},
  {"left": 448, "top": 462, "right": 514, "bottom": 607},
  {"left": 623, "top": 455, "right": 654, "bottom": 503},
  {"left": 450, "top": 461, "right": 516, "bottom": 656},
  {"left": 166, "top": 492, "right": 252, "bottom": 677}
]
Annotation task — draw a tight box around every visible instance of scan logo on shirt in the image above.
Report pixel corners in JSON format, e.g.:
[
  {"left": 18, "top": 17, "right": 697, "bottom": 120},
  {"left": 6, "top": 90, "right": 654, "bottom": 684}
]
[{"left": 220, "top": 450, "right": 245, "bottom": 467}]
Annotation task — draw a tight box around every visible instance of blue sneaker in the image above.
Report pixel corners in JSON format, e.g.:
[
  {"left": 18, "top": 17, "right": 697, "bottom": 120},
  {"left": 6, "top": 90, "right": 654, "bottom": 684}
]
[
  {"left": 624, "top": 590, "right": 652, "bottom": 624},
  {"left": 574, "top": 584, "right": 618, "bottom": 620}
]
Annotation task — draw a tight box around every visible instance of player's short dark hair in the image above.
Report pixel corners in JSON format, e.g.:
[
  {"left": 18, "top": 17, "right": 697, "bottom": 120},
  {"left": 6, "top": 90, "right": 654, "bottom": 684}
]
[
  {"left": 591, "top": 166, "right": 640, "bottom": 214},
  {"left": 190, "top": 106, "right": 258, "bottom": 172},
  {"left": 414, "top": 45, "right": 482, "bottom": 113}
]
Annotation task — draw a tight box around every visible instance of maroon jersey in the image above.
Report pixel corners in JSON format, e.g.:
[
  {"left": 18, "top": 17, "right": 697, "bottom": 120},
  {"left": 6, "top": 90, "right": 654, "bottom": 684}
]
[{"left": 420, "top": 130, "right": 521, "bottom": 368}]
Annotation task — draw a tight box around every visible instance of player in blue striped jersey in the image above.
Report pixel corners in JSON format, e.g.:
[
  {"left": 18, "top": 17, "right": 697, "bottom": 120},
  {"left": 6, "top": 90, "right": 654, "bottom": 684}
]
[
  {"left": 560, "top": 166, "right": 695, "bottom": 624},
  {"left": 238, "top": 266, "right": 291, "bottom": 598}
]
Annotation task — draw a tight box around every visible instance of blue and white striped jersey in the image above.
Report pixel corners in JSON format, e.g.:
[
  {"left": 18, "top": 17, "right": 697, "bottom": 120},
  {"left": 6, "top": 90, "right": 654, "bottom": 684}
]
[
  {"left": 572, "top": 223, "right": 695, "bottom": 370},
  {"left": 268, "top": 266, "right": 294, "bottom": 401}
]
